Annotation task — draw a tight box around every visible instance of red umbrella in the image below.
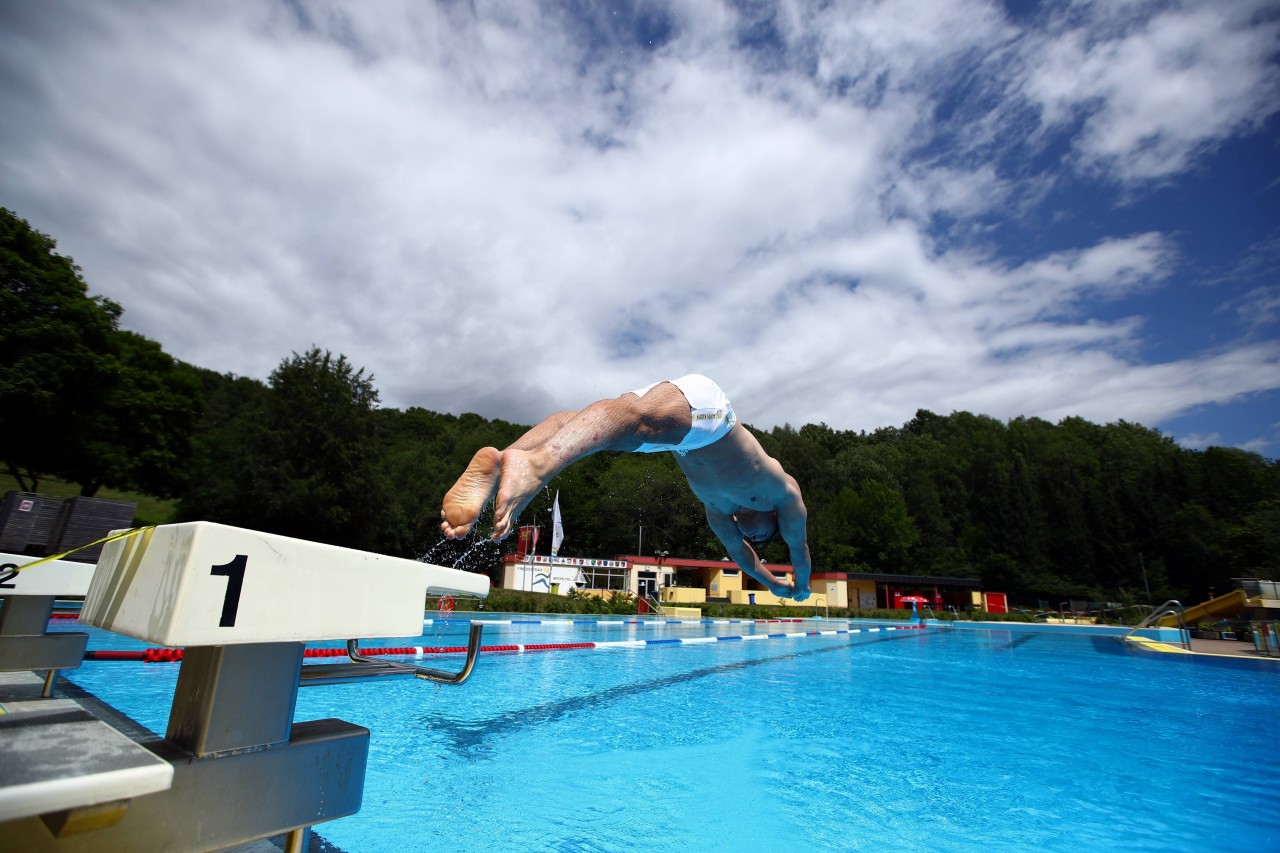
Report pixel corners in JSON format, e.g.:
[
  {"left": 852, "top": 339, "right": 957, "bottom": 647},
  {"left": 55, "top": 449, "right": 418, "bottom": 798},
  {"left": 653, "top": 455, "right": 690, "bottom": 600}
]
[{"left": 900, "top": 595, "right": 929, "bottom": 604}]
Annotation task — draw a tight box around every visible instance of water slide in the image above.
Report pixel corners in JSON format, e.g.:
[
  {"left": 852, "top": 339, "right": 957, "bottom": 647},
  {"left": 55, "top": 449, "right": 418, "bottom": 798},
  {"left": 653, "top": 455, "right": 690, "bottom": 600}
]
[{"left": 1157, "top": 589, "right": 1250, "bottom": 627}]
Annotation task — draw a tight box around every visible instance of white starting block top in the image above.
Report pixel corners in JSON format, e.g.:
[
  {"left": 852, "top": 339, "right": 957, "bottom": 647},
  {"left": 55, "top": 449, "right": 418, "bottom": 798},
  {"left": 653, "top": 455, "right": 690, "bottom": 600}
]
[
  {"left": 0, "top": 553, "right": 95, "bottom": 598},
  {"left": 81, "top": 522, "right": 490, "bottom": 647}
]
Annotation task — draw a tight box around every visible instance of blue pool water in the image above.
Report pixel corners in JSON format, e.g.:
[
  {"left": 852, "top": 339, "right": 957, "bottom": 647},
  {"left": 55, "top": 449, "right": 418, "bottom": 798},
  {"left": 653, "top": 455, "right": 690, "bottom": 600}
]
[{"left": 58, "top": 617, "right": 1279, "bottom": 852}]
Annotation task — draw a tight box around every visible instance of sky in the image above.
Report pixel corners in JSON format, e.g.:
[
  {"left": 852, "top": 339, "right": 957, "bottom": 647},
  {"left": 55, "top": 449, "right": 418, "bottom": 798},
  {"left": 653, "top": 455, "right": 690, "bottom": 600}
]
[{"left": 2, "top": 0, "right": 1278, "bottom": 455}]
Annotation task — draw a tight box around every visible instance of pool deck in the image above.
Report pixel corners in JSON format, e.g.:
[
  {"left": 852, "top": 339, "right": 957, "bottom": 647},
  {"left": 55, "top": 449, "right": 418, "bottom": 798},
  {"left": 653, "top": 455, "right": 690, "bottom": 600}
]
[
  {"left": 1185, "top": 636, "right": 1277, "bottom": 659},
  {"left": 939, "top": 619, "right": 1280, "bottom": 665},
  {"left": 1126, "top": 634, "right": 1280, "bottom": 666}
]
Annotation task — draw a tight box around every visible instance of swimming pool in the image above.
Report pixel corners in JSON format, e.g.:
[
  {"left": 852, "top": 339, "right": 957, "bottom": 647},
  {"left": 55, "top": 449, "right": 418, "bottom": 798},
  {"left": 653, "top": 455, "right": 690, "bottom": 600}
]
[{"left": 57, "top": 617, "right": 1280, "bottom": 852}]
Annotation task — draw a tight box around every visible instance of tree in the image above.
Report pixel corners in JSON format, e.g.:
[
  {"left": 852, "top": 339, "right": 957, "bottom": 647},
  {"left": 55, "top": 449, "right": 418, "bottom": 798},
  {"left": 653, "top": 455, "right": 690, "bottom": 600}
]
[
  {"left": 178, "top": 349, "right": 392, "bottom": 550},
  {"left": 0, "top": 208, "right": 120, "bottom": 490},
  {"left": 1229, "top": 500, "right": 1280, "bottom": 578},
  {"left": 814, "top": 480, "right": 919, "bottom": 572},
  {"left": 178, "top": 369, "right": 271, "bottom": 520},
  {"left": 59, "top": 331, "right": 204, "bottom": 497}
]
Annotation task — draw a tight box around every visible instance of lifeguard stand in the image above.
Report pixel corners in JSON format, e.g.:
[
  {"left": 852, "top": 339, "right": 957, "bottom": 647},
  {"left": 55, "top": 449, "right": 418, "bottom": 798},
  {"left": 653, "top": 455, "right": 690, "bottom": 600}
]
[{"left": 0, "top": 521, "right": 489, "bottom": 851}]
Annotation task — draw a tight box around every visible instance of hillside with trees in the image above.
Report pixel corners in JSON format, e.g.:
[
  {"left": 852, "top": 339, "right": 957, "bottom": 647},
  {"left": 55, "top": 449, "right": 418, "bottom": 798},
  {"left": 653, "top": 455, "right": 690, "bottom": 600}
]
[{"left": 3, "top": 207, "right": 1276, "bottom": 606}]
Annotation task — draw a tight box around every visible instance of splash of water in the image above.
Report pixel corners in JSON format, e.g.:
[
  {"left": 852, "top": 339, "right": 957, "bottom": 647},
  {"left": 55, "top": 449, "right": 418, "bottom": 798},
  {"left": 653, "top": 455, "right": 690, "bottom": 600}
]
[
  {"left": 417, "top": 538, "right": 454, "bottom": 563},
  {"left": 450, "top": 538, "right": 499, "bottom": 572},
  {"left": 416, "top": 533, "right": 501, "bottom": 573},
  {"left": 416, "top": 490, "right": 502, "bottom": 569}
]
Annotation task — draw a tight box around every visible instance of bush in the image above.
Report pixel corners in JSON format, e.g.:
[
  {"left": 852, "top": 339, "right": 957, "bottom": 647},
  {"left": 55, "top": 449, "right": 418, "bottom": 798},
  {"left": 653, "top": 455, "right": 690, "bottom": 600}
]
[{"left": 434, "top": 587, "right": 641, "bottom": 615}]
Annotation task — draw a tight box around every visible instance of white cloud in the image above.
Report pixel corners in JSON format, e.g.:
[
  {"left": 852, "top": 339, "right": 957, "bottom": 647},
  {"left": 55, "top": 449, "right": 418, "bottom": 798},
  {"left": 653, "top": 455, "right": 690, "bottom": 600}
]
[
  {"left": 1022, "top": 0, "right": 1280, "bottom": 183},
  {"left": 1, "top": 0, "right": 1277, "bottom": 442},
  {"left": 1233, "top": 286, "right": 1280, "bottom": 331},
  {"left": 1176, "top": 432, "right": 1223, "bottom": 451},
  {"left": 1239, "top": 438, "right": 1273, "bottom": 454}
]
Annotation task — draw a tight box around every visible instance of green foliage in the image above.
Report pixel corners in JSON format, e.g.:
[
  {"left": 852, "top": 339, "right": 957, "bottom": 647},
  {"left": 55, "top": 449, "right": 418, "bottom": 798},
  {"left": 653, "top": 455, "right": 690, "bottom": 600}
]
[
  {"left": 564, "top": 589, "right": 638, "bottom": 614},
  {"left": 60, "top": 332, "right": 203, "bottom": 497},
  {"left": 1229, "top": 500, "right": 1280, "bottom": 575},
  {"left": 469, "top": 589, "right": 581, "bottom": 614},
  {"left": 839, "top": 411, "right": 1268, "bottom": 601},
  {"left": 0, "top": 210, "right": 202, "bottom": 498},
  {"left": 177, "top": 349, "right": 392, "bottom": 551},
  {"left": 0, "top": 208, "right": 122, "bottom": 490},
  {"left": 813, "top": 480, "right": 919, "bottom": 572}
]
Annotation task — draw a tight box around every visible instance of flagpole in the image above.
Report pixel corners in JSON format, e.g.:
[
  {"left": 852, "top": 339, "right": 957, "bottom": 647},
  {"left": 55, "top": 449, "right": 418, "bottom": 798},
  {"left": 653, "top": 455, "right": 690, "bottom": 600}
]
[{"left": 551, "top": 491, "right": 565, "bottom": 591}]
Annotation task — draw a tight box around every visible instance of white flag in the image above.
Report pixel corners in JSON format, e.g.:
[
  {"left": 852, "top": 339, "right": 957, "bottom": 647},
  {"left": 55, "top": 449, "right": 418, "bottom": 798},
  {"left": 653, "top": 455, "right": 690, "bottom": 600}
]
[{"left": 551, "top": 491, "right": 565, "bottom": 556}]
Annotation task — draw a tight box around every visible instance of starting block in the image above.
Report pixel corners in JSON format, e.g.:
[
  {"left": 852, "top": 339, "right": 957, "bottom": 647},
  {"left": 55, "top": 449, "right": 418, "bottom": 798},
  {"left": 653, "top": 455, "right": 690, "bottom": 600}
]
[
  {"left": 1, "top": 522, "right": 490, "bottom": 852},
  {"left": 81, "top": 521, "right": 489, "bottom": 645},
  {"left": 0, "top": 553, "right": 95, "bottom": 695}
]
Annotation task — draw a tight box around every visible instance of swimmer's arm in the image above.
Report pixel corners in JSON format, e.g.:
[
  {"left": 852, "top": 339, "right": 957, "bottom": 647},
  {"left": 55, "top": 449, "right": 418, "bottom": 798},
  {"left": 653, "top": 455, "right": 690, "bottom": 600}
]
[
  {"left": 704, "top": 506, "right": 795, "bottom": 598},
  {"left": 776, "top": 481, "right": 812, "bottom": 602}
]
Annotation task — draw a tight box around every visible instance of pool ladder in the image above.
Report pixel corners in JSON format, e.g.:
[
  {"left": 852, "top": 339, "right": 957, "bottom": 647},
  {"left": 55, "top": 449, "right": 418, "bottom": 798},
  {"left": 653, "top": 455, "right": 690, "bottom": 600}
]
[{"left": 1123, "top": 600, "right": 1190, "bottom": 650}]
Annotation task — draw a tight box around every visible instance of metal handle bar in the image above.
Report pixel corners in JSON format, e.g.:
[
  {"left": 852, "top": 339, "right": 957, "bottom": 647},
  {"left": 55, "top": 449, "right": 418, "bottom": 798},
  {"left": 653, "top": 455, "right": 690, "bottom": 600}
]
[{"left": 345, "top": 622, "right": 484, "bottom": 685}]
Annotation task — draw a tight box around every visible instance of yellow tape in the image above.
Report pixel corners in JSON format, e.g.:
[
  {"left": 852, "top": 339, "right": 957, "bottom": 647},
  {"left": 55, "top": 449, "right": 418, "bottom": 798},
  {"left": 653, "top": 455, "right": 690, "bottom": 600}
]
[{"left": 10, "top": 526, "right": 156, "bottom": 573}]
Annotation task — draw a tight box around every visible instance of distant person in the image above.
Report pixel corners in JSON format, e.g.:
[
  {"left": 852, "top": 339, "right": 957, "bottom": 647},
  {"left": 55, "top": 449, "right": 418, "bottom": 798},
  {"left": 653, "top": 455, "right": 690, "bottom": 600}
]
[{"left": 441, "top": 374, "right": 812, "bottom": 601}]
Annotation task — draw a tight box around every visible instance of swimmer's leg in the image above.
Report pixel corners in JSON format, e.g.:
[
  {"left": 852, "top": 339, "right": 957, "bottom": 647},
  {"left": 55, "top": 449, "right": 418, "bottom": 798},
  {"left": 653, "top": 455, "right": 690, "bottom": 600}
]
[
  {"left": 508, "top": 410, "right": 577, "bottom": 451},
  {"left": 490, "top": 447, "right": 555, "bottom": 540},
  {"left": 439, "top": 410, "right": 575, "bottom": 539},
  {"left": 490, "top": 387, "right": 692, "bottom": 539},
  {"left": 440, "top": 446, "right": 501, "bottom": 538}
]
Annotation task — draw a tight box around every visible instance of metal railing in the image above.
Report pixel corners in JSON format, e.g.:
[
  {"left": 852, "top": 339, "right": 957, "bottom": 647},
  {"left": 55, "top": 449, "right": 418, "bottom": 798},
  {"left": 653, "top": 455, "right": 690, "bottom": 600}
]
[
  {"left": 299, "top": 623, "right": 484, "bottom": 686},
  {"left": 644, "top": 595, "right": 667, "bottom": 616},
  {"left": 1123, "top": 599, "right": 1190, "bottom": 650}
]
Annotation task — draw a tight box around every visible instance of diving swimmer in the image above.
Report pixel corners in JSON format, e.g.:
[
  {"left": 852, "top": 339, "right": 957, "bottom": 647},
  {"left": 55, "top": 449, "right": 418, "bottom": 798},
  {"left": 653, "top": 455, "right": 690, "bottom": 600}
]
[{"left": 440, "top": 374, "right": 812, "bottom": 601}]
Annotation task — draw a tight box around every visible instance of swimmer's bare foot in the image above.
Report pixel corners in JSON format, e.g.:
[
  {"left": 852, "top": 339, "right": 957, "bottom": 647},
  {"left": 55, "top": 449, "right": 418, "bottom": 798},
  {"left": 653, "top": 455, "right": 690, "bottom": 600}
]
[
  {"left": 440, "top": 447, "right": 501, "bottom": 539},
  {"left": 491, "top": 448, "right": 554, "bottom": 540}
]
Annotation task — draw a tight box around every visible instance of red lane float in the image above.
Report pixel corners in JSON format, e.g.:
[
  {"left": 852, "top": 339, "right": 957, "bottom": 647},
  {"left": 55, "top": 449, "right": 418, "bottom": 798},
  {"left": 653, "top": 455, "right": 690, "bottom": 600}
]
[{"left": 86, "top": 641, "right": 605, "bottom": 662}]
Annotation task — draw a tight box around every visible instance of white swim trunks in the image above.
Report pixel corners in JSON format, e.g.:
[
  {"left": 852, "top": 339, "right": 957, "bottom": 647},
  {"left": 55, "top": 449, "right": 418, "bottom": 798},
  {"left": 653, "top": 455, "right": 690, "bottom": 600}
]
[{"left": 628, "top": 374, "right": 737, "bottom": 455}]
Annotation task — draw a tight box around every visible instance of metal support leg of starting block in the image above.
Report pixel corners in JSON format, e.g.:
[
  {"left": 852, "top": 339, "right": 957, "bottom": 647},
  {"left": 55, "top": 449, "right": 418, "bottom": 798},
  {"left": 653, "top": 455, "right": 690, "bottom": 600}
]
[
  {"left": 0, "top": 595, "right": 88, "bottom": 698},
  {"left": 168, "top": 642, "right": 304, "bottom": 754}
]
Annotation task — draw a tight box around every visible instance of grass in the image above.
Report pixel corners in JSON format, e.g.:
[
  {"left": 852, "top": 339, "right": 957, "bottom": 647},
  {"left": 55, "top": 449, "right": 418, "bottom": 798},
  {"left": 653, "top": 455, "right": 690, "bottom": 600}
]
[{"left": 0, "top": 474, "right": 177, "bottom": 527}]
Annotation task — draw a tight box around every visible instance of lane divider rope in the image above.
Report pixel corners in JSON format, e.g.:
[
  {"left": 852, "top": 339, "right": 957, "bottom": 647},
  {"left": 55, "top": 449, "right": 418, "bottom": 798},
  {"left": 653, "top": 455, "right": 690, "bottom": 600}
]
[
  {"left": 424, "top": 617, "right": 840, "bottom": 627},
  {"left": 425, "top": 618, "right": 809, "bottom": 623},
  {"left": 81, "top": 624, "right": 927, "bottom": 662}
]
